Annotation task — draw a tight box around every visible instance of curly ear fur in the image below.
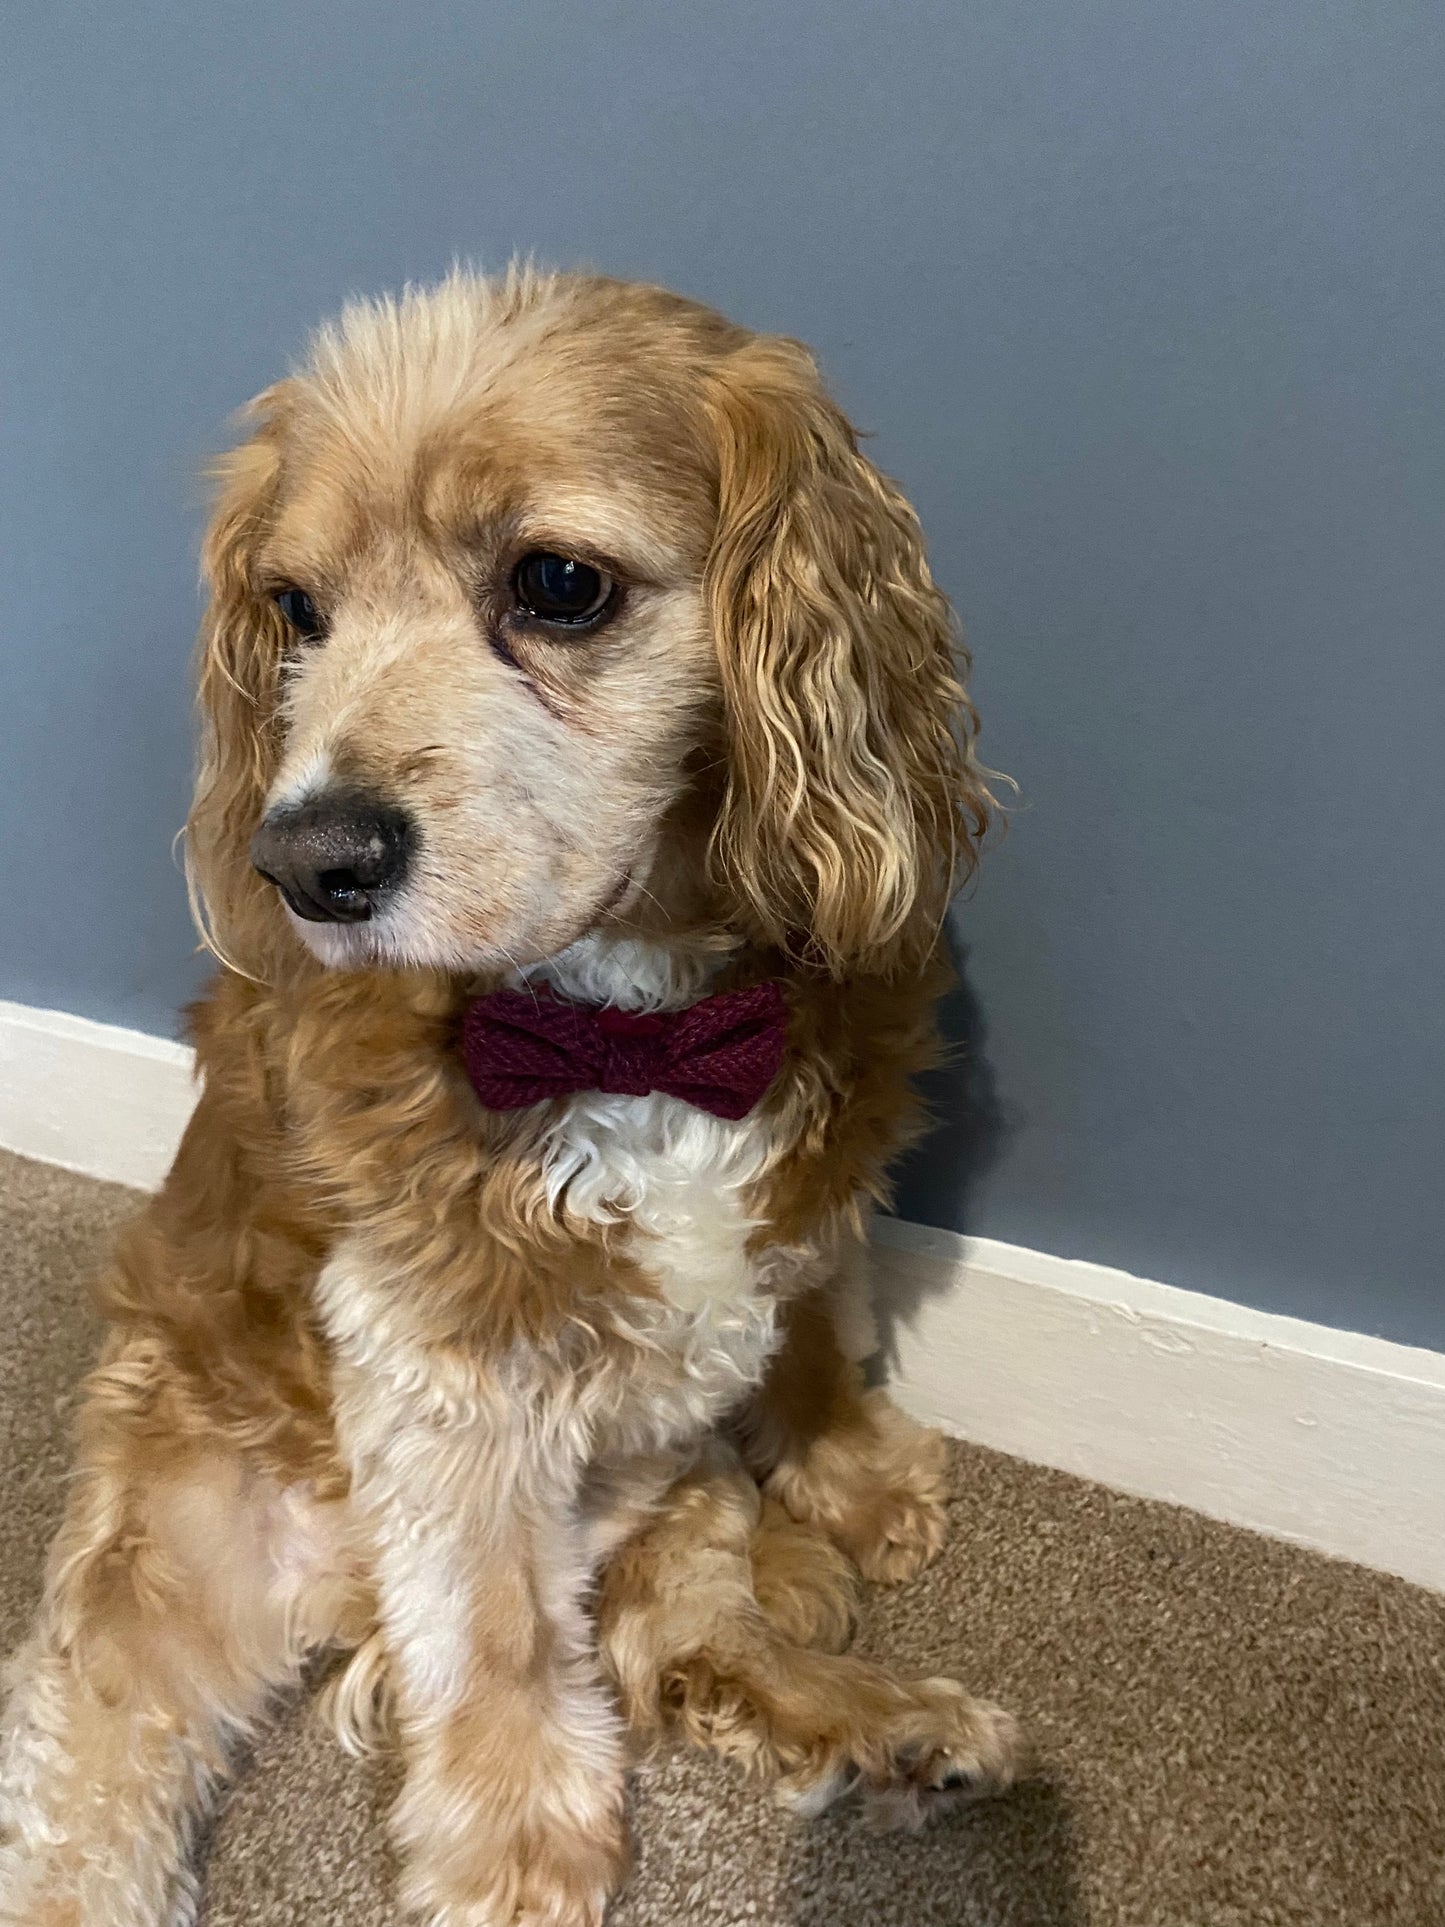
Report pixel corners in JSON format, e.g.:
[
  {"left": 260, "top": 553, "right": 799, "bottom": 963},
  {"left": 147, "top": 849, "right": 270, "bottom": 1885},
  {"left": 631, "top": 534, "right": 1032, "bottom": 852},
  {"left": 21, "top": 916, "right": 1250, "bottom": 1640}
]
[
  {"left": 184, "top": 384, "right": 294, "bottom": 981},
  {"left": 704, "top": 337, "right": 993, "bottom": 978}
]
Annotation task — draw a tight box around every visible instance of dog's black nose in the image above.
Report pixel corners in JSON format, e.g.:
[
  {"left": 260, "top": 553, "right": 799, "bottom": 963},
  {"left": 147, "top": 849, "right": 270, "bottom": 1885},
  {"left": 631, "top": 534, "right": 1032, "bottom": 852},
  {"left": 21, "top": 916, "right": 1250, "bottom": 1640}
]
[{"left": 250, "top": 794, "right": 413, "bottom": 923}]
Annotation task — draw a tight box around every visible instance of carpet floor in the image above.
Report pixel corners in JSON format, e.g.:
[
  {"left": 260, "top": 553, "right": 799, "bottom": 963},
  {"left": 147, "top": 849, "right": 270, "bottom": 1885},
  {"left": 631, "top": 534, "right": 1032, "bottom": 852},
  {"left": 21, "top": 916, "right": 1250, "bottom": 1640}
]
[{"left": 1, "top": 1145, "right": 1441, "bottom": 1926}]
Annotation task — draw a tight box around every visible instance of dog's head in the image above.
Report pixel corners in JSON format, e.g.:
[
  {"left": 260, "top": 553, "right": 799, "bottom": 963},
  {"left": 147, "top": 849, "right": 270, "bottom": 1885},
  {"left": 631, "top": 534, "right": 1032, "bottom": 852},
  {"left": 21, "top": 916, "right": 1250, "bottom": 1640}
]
[{"left": 189, "top": 269, "right": 990, "bottom": 984}]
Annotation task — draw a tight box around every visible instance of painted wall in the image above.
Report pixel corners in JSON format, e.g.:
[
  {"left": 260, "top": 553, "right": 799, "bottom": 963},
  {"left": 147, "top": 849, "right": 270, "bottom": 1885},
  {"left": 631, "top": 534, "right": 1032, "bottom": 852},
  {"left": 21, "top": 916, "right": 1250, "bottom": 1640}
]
[{"left": 2, "top": 1, "right": 1441, "bottom": 1346}]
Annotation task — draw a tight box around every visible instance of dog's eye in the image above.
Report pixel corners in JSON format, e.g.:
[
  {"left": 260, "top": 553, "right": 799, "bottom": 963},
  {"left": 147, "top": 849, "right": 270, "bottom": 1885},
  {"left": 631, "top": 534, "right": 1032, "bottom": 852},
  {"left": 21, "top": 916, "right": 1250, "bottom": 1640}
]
[
  {"left": 512, "top": 552, "right": 615, "bottom": 628},
  {"left": 274, "top": 587, "right": 325, "bottom": 641}
]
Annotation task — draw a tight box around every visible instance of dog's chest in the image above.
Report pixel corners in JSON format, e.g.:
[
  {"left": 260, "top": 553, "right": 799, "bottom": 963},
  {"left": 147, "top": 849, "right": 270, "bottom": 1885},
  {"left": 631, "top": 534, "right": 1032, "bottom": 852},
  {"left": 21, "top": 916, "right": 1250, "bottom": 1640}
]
[
  {"left": 540, "top": 1088, "right": 782, "bottom": 1439},
  {"left": 319, "top": 1087, "right": 784, "bottom": 1480},
  {"left": 507, "top": 933, "right": 788, "bottom": 1438}
]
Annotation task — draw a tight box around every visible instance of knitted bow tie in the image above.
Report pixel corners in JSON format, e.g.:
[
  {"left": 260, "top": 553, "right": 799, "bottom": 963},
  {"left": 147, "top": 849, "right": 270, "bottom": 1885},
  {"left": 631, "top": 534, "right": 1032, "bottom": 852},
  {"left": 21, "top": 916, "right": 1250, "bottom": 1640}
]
[{"left": 460, "top": 981, "right": 789, "bottom": 1120}]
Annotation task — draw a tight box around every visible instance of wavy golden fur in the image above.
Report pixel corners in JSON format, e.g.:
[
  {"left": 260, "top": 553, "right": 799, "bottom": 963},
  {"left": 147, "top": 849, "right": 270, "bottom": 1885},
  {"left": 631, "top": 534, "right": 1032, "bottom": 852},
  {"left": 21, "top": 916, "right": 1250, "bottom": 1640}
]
[
  {"left": 0, "top": 269, "right": 1017, "bottom": 1927},
  {"left": 706, "top": 332, "right": 988, "bottom": 976}
]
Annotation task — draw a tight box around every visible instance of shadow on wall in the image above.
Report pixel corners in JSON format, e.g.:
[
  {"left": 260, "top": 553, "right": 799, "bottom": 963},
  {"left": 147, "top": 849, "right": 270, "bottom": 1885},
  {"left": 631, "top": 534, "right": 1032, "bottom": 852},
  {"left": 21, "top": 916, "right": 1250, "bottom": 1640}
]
[
  {"left": 872, "top": 940, "right": 1010, "bottom": 1372},
  {"left": 892, "top": 940, "right": 1010, "bottom": 1234},
  {"left": 849, "top": 965, "right": 1087, "bottom": 1926}
]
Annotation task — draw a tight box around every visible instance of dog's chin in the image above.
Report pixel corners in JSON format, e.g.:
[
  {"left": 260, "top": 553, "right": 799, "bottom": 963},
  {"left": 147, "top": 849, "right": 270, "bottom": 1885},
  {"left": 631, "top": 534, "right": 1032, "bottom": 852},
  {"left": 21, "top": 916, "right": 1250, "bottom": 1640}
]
[
  {"left": 280, "top": 891, "right": 621, "bottom": 978},
  {"left": 284, "top": 912, "right": 382, "bottom": 972}
]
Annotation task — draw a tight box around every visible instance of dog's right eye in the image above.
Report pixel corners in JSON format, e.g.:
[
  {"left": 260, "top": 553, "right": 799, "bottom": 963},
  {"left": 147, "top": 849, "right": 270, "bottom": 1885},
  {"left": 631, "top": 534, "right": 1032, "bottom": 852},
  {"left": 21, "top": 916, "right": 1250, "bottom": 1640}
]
[
  {"left": 512, "top": 553, "right": 616, "bottom": 629},
  {"left": 274, "top": 588, "right": 325, "bottom": 641}
]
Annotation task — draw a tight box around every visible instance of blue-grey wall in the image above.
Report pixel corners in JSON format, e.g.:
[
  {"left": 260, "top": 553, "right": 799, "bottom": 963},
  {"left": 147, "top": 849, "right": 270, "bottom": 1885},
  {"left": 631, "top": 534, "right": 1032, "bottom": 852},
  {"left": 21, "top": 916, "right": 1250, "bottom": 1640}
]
[{"left": 3, "top": 1, "right": 1442, "bottom": 1347}]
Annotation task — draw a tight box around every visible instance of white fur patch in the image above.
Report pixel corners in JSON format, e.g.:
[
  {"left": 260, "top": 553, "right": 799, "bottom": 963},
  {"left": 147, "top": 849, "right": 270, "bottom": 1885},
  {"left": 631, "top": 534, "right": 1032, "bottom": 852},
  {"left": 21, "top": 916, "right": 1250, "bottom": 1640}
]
[
  {"left": 524, "top": 932, "right": 733, "bottom": 1013},
  {"left": 522, "top": 933, "right": 789, "bottom": 1448},
  {"left": 317, "top": 1245, "right": 627, "bottom": 1850},
  {"left": 545, "top": 1090, "right": 780, "bottom": 1414},
  {"left": 317, "top": 1256, "right": 502, "bottom": 1717}
]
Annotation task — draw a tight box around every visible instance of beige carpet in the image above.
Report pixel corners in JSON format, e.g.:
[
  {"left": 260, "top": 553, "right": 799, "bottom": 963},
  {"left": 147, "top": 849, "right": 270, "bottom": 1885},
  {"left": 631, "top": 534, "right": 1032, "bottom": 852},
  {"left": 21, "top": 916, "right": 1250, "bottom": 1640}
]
[{"left": 2, "top": 1145, "right": 1442, "bottom": 1926}]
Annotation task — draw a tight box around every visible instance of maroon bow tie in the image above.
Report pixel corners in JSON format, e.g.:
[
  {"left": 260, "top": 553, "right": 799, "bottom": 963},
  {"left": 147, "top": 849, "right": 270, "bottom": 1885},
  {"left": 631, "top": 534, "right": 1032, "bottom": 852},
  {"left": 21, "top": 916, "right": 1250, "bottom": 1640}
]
[{"left": 460, "top": 981, "right": 788, "bottom": 1120}]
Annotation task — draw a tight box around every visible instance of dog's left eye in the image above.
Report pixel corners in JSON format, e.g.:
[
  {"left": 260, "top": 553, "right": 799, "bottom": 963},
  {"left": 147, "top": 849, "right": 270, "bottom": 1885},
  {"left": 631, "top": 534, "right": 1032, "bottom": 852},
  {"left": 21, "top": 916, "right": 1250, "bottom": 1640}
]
[
  {"left": 273, "top": 587, "right": 326, "bottom": 641},
  {"left": 512, "top": 553, "right": 615, "bottom": 628}
]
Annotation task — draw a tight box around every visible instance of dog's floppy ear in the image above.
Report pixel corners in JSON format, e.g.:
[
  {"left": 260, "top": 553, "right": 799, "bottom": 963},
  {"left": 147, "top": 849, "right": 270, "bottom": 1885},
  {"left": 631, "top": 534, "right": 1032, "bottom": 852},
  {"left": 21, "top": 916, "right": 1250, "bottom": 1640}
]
[
  {"left": 185, "top": 383, "right": 294, "bottom": 978},
  {"left": 703, "top": 337, "right": 992, "bottom": 978}
]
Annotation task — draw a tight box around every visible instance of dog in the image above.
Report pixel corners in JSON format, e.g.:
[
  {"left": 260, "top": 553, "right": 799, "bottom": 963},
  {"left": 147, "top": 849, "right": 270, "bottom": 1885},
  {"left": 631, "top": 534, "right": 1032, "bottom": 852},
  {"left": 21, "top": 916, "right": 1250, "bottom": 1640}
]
[{"left": 0, "top": 267, "right": 1021, "bottom": 1927}]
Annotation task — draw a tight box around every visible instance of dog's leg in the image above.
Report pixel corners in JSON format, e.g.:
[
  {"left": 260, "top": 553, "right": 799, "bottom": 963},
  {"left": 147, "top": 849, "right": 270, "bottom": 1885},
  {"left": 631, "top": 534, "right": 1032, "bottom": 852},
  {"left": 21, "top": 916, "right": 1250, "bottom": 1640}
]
[
  {"left": 747, "top": 1497, "right": 859, "bottom": 1654},
  {"left": 739, "top": 1278, "right": 951, "bottom": 1583},
  {"left": 0, "top": 1348, "right": 360, "bottom": 1927},
  {"left": 324, "top": 1299, "right": 627, "bottom": 1925},
  {"left": 356, "top": 1455, "right": 628, "bottom": 1927},
  {"left": 598, "top": 1437, "right": 1023, "bottom": 1827}
]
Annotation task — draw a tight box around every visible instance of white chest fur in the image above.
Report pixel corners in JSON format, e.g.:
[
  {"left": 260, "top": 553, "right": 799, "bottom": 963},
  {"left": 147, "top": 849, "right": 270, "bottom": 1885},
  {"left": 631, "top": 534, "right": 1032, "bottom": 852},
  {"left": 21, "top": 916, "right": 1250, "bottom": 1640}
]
[
  {"left": 323, "top": 940, "right": 795, "bottom": 1481},
  {"left": 542, "top": 1087, "right": 781, "bottom": 1428},
  {"left": 525, "top": 934, "right": 787, "bottom": 1444}
]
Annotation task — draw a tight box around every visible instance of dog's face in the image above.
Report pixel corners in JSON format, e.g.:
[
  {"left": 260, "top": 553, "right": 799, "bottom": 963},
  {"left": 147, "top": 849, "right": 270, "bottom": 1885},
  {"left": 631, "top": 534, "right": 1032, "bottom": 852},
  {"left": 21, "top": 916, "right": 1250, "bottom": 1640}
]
[
  {"left": 240, "top": 283, "right": 727, "bottom": 972},
  {"left": 191, "top": 270, "right": 988, "bottom": 983}
]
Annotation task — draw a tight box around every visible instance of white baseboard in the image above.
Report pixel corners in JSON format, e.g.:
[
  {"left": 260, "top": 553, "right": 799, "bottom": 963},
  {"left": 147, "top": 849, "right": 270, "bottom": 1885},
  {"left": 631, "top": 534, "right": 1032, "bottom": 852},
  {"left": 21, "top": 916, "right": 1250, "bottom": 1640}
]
[
  {"left": 0, "top": 999, "right": 197, "bottom": 1193},
  {"left": 3, "top": 997, "right": 1442, "bottom": 1593},
  {"left": 873, "top": 1218, "right": 1445, "bottom": 1593}
]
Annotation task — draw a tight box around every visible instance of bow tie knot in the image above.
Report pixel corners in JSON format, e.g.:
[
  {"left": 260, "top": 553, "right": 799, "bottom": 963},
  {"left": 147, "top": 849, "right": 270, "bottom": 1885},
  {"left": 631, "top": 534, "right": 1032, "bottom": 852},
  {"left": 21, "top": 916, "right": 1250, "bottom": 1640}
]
[
  {"left": 461, "top": 981, "right": 788, "bottom": 1120},
  {"left": 588, "top": 1004, "right": 673, "bottom": 1097}
]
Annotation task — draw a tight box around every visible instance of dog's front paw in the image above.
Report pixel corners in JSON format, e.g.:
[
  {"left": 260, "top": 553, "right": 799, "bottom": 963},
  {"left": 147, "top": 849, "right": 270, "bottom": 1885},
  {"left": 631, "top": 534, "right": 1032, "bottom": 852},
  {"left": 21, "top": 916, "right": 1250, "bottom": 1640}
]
[
  {"left": 771, "top": 1669, "right": 1026, "bottom": 1828},
  {"left": 405, "top": 1813, "right": 628, "bottom": 1927},
  {"left": 767, "top": 1388, "right": 950, "bottom": 1584},
  {"left": 402, "top": 1795, "right": 628, "bottom": 1927},
  {"left": 833, "top": 1453, "right": 949, "bottom": 1585},
  {"left": 860, "top": 1682, "right": 1027, "bottom": 1831}
]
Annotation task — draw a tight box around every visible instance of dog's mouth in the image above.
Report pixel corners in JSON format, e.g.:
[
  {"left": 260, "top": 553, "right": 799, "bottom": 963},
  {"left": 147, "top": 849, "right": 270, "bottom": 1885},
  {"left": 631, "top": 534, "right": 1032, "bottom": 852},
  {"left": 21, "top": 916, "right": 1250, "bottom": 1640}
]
[
  {"left": 277, "top": 865, "right": 638, "bottom": 974},
  {"left": 592, "top": 870, "right": 635, "bottom": 925},
  {"left": 263, "top": 871, "right": 375, "bottom": 924}
]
